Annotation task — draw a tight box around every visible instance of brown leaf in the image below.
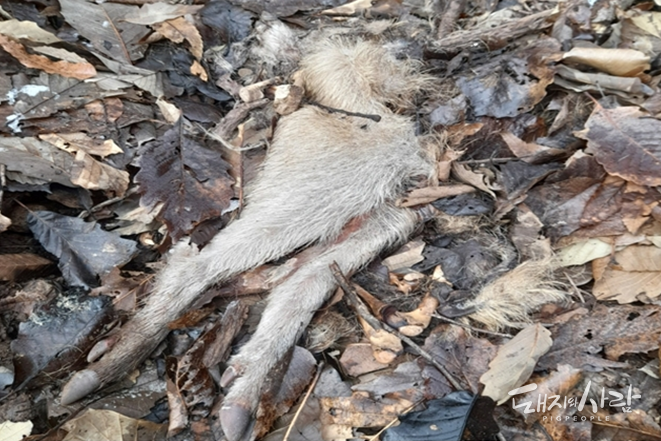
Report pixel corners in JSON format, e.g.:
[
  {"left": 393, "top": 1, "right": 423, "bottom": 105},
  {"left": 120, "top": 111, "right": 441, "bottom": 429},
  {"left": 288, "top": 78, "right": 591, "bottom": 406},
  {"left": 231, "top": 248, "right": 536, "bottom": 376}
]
[
  {"left": 398, "top": 184, "right": 475, "bottom": 207},
  {"left": 579, "top": 106, "right": 661, "bottom": 187},
  {"left": 0, "top": 137, "right": 77, "bottom": 187},
  {"left": 538, "top": 304, "right": 661, "bottom": 370},
  {"left": 0, "top": 254, "right": 53, "bottom": 282},
  {"left": 320, "top": 391, "right": 418, "bottom": 428},
  {"left": 0, "top": 35, "right": 96, "bottom": 80},
  {"left": 456, "top": 39, "right": 559, "bottom": 118},
  {"left": 592, "top": 245, "right": 661, "bottom": 303},
  {"left": 153, "top": 17, "right": 203, "bottom": 60},
  {"left": 136, "top": 119, "right": 234, "bottom": 241},
  {"left": 39, "top": 133, "right": 123, "bottom": 158},
  {"left": 61, "top": 409, "right": 166, "bottom": 441},
  {"left": 70, "top": 150, "right": 129, "bottom": 196},
  {"left": 562, "top": 47, "right": 650, "bottom": 77},
  {"left": 338, "top": 343, "right": 389, "bottom": 377},
  {"left": 512, "top": 364, "right": 582, "bottom": 424},
  {"left": 59, "top": 0, "right": 149, "bottom": 64},
  {"left": 480, "top": 324, "right": 553, "bottom": 404},
  {"left": 381, "top": 240, "right": 425, "bottom": 272},
  {"left": 421, "top": 325, "right": 497, "bottom": 396}
]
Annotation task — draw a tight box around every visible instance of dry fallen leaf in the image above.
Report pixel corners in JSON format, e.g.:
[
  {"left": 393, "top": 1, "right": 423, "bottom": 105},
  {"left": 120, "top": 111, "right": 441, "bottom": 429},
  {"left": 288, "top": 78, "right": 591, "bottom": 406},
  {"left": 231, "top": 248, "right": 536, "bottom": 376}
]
[
  {"left": 357, "top": 316, "right": 403, "bottom": 364},
  {"left": 0, "top": 253, "right": 53, "bottom": 282},
  {"left": 480, "top": 323, "right": 553, "bottom": 404},
  {"left": 0, "top": 19, "right": 60, "bottom": 44},
  {"left": 592, "top": 245, "right": 661, "bottom": 303},
  {"left": 0, "top": 35, "right": 96, "bottom": 80},
  {"left": 39, "top": 133, "right": 123, "bottom": 158},
  {"left": 153, "top": 17, "right": 203, "bottom": 60},
  {"left": 62, "top": 408, "right": 166, "bottom": 441},
  {"left": 578, "top": 106, "right": 661, "bottom": 187},
  {"left": 59, "top": 0, "right": 150, "bottom": 64},
  {"left": 381, "top": 240, "right": 425, "bottom": 272},
  {"left": 123, "top": 3, "right": 204, "bottom": 25},
  {"left": 562, "top": 47, "right": 650, "bottom": 77}
]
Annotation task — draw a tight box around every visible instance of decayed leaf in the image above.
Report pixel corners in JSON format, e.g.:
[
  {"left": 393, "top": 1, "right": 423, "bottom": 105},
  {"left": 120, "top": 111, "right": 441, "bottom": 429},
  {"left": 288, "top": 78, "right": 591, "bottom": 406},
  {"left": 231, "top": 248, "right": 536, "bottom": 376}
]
[
  {"left": 555, "top": 65, "right": 652, "bottom": 95},
  {"left": 123, "top": 3, "right": 204, "bottom": 25},
  {"left": 0, "top": 19, "right": 60, "bottom": 44},
  {"left": 27, "top": 211, "right": 137, "bottom": 288},
  {"left": 512, "top": 364, "right": 582, "bottom": 424},
  {"left": 593, "top": 245, "right": 661, "bottom": 303},
  {"left": 152, "top": 17, "right": 203, "bottom": 60},
  {"left": 0, "top": 35, "right": 96, "bottom": 80},
  {"left": 452, "top": 163, "right": 498, "bottom": 198},
  {"left": 381, "top": 240, "right": 425, "bottom": 272},
  {"left": 156, "top": 98, "right": 182, "bottom": 124},
  {"left": 62, "top": 409, "right": 166, "bottom": 441},
  {"left": 578, "top": 106, "right": 661, "bottom": 187},
  {"left": 558, "top": 238, "right": 612, "bottom": 266},
  {"left": 70, "top": 150, "right": 129, "bottom": 196},
  {"left": 457, "top": 39, "right": 559, "bottom": 118},
  {"left": 59, "top": 0, "right": 149, "bottom": 64},
  {"left": 0, "top": 136, "right": 128, "bottom": 194},
  {"left": 538, "top": 304, "right": 661, "bottom": 370},
  {"left": 421, "top": 326, "right": 497, "bottom": 396},
  {"left": 480, "top": 323, "right": 552, "bottom": 404},
  {"left": 339, "top": 343, "right": 389, "bottom": 377},
  {"left": 398, "top": 184, "right": 475, "bottom": 207},
  {"left": 10, "top": 294, "right": 112, "bottom": 388},
  {"left": 0, "top": 254, "right": 53, "bottom": 281},
  {"left": 0, "top": 137, "right": 77, "bottom": 187},
  {"left": 357, "top": 316, "right": 402, "bottom": 364},
  {"left": 320, "top": 391, "right": 418, "bottom": 428},
  {"left": 39, "top": 133, "right": 123, "bottom": 157},
  {"left": 562, "top": 47, "right": 650, "bottom": 77},
  {"left": 136, "top": 120, "right": 234, "bottom": 241}
]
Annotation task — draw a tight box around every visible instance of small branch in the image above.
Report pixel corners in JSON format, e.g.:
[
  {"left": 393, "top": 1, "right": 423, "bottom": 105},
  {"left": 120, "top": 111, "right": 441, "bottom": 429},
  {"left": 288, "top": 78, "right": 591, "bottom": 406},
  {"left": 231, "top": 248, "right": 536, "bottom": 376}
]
[
  {"left": 309, "top": 101, "right": 381, "bottom": 123},
  {"left": 430, "top": 9, "right": 557, "bottom": 53},
  {"left": 283, "top": 362, "right": 324, "bottom": 441},
  {"left": 330, "top": 262, "right": 462, "bottom": 390},
  {"left": 431, "top": 314, "right": 513, "bottom": 338},
  {"left": 0, "top": 164, "right": 5, "bottom": 206},
  {"left": 437, "top": 0, "right": 467, "bottom": 40},
  {"left": 77, "top": 187, "right": 139, "bottom": 218}
]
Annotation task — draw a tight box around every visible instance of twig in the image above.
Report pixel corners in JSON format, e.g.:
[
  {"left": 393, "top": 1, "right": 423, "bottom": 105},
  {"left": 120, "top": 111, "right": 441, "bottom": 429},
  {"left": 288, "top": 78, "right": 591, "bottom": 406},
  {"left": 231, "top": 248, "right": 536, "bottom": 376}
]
[
  {"left": 330, "top": 262, "right": 463, "bottom": 390},
  {"left": 283, "top": 362, "right": 324, "bottom": 441},
  {"left": 432, "top": 314, "right": 513, "bottom": 338},
  {"left": 367, "top": 398, "right": 425, "bottom": 441},
  {"left": 429, "top": 9, "right": 557, "bottom": 53},
  {"left": 77, "top": 186, "right": 139, "bottom": 218},
  {"left": 0, "top": 164, "right": 5, "bottom": 207},
  {"left": 309, "top": 101, "right": 381, "bottom": 122},
  {"left": 457, "top": 157, "right": 517, "bottom": 165},
  {"left": 437, "top": 0, "right": 467, "bottom": 40}
]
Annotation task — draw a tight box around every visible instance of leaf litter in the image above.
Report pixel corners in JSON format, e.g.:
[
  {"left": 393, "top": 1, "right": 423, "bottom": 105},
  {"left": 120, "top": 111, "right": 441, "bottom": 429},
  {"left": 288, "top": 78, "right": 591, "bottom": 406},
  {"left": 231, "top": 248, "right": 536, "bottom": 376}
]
[{"left": 0, "top": 0, "right": 660, "bottom": 440}]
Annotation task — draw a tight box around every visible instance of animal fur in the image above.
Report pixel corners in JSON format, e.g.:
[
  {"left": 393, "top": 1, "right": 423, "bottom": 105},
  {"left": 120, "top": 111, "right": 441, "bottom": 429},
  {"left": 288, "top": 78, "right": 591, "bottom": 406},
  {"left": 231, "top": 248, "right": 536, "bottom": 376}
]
[
  {"left": 61, "top": 39, "right": 434, "bottom": 440},
  {"left": 466, "top": 258, "right": 568, "bottom": 330}
]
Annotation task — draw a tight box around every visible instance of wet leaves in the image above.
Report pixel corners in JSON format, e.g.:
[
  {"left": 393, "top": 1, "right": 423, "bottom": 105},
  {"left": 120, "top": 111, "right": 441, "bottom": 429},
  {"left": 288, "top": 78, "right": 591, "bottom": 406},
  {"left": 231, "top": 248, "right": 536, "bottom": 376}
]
[
  {"left": 136, "top": 119, "right": 234, "bottom": 241},
  {"left": 27, "top": 211, "right": 137, "bottom": 288}
]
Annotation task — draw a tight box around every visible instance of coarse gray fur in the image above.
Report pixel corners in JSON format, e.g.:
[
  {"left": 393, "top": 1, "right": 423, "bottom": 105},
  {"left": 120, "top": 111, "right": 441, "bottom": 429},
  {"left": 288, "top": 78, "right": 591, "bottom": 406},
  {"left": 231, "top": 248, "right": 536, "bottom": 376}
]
[{"left": 61, "top": 39, "right": 434, "bottom": 440}]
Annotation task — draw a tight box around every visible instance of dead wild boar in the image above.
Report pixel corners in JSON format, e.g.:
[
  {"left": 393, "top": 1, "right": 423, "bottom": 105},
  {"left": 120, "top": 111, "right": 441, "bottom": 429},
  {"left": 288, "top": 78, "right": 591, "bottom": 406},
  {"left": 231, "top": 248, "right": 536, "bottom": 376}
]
[{"left": 61, "top": 39, "right": 434, "bottom": 439}]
